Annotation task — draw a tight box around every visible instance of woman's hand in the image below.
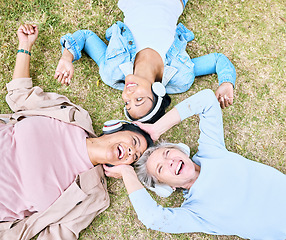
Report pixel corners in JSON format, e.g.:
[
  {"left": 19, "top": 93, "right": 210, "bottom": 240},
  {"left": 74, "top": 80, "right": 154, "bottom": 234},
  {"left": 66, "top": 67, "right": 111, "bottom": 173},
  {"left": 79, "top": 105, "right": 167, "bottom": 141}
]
[
  {"left": 17, "top": 24, "right": 38, "bottom": 49},
  {"left": 133, "top": 121, "right": 160, "bottom": 141},
  {"left": 103, "top": 164, "right": 134, "bottom": 179},
  {"left": 54, "top": 49, "right": 74, "bottom": 85},
  {"left": 103, "top": 164, "right": 144, "bottom": 194},
  {"left": 215, "top": 82, "right": 234, "bottom": 109}
]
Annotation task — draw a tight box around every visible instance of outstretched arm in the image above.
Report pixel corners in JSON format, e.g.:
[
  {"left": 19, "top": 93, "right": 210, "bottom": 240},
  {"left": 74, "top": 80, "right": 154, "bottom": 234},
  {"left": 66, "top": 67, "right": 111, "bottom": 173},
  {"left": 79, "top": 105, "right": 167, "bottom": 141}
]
[
  {"left": 134, "top": 107, "right": 181, "bottom": 141},
  {"left": 103, "top": 165, "right": 144, "bottom": 194},
  {"left": 54, "top": 48, "right": 74, "bottom": 85},
  {"left": 54, "top": 30, "right": 107, "bottom": 86},
  {"left": 136, "top": 90, "right": 225, "bottom": 150},
  {"left": 103, "top": 164, "right": 203, "bottom": 233},
  {"left": 12, "top": 24, "right": 38, "bottom": 79},
  {"left": 192, "top": 53, "right": 236, "bottom": 109}
]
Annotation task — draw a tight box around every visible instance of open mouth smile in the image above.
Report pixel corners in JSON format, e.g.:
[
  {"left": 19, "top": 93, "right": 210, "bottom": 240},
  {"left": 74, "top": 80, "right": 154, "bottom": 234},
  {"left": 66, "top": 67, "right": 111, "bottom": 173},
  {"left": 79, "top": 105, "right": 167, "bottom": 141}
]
[
  {"left": 117, "top": 144, "right": 125, "bottom": 160},
  {"left": 126, "top": 83, "right": 137, "bottom": 88},
  {"left": 175, "top": 160, "right": 184, "bottom": 175}
]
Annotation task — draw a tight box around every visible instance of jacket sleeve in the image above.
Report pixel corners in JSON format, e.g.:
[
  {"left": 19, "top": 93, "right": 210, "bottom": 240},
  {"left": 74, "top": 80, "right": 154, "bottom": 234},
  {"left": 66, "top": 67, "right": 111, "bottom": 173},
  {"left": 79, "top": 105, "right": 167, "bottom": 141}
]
[
  {"left": 60, "top": 30, "right": 107, "bottom": 66},
  {"left": 37, "top": 168, "right": 110, "bottom": 240},
  {"left": 6, "top": 78, "right": 71, "bottom": 113},
  {"left": 192, "top": 53, "right": 236, "bottom": 87}
]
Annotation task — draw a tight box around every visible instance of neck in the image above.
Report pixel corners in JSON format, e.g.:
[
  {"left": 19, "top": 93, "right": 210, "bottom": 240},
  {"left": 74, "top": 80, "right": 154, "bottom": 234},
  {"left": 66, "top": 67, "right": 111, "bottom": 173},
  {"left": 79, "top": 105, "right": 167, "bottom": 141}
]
[
  {"left": 86, "top": 137, "right": 106, "bottom": 165},
  {"left": 184, "top": 163, "right": 201, "bottom": 190},
  {"left": 134, "top": 48, "right": 164, "bottom": 83}
]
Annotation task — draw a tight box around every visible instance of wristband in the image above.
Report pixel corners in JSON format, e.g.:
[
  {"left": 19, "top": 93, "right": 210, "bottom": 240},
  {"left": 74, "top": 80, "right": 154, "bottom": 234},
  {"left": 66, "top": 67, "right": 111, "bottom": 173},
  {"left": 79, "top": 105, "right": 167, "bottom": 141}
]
[{"left": 17, "top": 49, "right": 31, "bottom": 56}]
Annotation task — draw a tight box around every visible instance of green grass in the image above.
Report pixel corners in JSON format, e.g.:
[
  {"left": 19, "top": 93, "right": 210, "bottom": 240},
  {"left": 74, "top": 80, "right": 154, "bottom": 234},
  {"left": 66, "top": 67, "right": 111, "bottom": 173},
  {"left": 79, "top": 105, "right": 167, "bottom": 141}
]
[{"left": 0, "top": 0, "right": 285, "bottom": 239}]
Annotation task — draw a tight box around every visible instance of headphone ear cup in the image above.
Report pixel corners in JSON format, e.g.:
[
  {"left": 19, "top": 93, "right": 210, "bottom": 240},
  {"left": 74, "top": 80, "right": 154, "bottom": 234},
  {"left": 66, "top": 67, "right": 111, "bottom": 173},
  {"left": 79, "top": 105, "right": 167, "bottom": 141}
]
[
  {"left": 102, "top": 120, "right": 123, "bottom": 134},
  {"left": 146, "top": 183, "right": 174, "bottom": 198},
  {"left": 152, "top": 82, "right": 166, "bottom": 97}
]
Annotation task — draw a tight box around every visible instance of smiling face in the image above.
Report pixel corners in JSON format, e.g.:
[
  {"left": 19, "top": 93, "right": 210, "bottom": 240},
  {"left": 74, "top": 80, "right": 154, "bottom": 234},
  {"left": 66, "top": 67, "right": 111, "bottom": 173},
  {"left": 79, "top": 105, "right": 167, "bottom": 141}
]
[
  {"left": 102, "top": 130, "right": 148, "bottom": 166},
  {"left": 122, "top": 74, "right": 154, "bottom": 119},
  {"left": 146, "top": 147, "right": 200, "bottom": 189}
]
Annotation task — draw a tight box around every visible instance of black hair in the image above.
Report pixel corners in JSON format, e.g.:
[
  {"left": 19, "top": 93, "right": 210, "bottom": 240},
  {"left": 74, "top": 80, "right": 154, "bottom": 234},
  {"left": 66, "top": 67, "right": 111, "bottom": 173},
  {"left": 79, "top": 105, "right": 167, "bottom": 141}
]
[{"left": 120, "top": 123, "right": 154, "bottom": 148}]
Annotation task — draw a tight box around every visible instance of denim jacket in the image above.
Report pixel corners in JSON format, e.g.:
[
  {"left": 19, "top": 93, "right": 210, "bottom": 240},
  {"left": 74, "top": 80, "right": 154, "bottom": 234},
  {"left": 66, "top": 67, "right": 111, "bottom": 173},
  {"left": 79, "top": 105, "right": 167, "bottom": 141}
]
[{"left": 61, "top": 21, "right": 236, "bottom": 94}]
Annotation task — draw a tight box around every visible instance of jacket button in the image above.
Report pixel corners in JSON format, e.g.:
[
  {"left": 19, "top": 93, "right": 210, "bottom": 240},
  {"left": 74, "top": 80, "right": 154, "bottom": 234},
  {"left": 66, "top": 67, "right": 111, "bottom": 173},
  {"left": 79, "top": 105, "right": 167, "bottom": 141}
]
[
  {"left": 60, "top": 105, "right": 67, "bottom": 109},
  {"left": 101, "top": 177, "right": 105, "bottom": 184},
  {"left": 128, "top": 41, "right": 133, "bottom": 45}
]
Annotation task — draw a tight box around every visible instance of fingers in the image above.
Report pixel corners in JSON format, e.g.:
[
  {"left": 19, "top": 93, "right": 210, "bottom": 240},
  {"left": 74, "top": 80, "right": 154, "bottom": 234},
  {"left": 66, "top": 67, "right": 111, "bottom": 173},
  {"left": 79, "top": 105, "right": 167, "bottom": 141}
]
[
  {"left": 132, "top": 121, "right": 143, "bottom": 128},
  {"left": 19, "top": 24, "right": 36, "bottom": 35},
  {"left": 55, "top": 70, "right": 71, "bottom": 85},
  {"left": 103, "top": 165, "right": 122, "bottom": 179},
  {"left": 218, "top": 95, "right": 233, "bottom": 109}
]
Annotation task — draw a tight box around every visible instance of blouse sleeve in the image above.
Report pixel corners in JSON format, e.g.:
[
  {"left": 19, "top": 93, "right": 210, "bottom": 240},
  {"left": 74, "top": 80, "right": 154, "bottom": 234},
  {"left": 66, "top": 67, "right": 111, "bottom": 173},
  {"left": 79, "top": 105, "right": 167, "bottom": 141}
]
[
  {"left": 175, "top": 89, "right": 226, "bottom": 155},
  {"left": 129, "top": 188, "right": 205, "bottom": 233}
]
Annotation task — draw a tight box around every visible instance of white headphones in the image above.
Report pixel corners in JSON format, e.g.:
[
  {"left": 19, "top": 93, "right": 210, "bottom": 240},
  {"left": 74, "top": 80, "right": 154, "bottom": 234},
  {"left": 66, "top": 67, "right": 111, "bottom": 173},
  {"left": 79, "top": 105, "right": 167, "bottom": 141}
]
[
  {"left": 102, "top": 119, "right": 132, "bottom": 134},
  {"left": 144, "top": 143, "right": 191, "bottom": 198},
  {"left": 124, "top": 82, "right": 166, "bottom": 122}
]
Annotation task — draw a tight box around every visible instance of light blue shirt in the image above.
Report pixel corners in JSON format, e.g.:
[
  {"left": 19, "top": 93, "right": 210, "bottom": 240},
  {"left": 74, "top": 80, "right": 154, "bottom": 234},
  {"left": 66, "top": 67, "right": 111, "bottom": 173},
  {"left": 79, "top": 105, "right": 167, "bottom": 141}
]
[
  {"left": 60, "top": 22, "right": 236, "bottom": 94},
  {"left": 129, "top": 89, "right": 286, "bottom": 239}
]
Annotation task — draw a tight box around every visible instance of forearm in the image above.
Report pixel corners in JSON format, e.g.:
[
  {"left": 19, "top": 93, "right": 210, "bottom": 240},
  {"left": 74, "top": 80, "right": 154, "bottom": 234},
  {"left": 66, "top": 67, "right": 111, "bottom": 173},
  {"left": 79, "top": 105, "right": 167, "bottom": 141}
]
[
  {"left": 12, "top": 42, "right": 32, "bottom": 79},
  {"left": 153, "top": 107, "right": 181, "bottom": 137},
  {"left": 122, "top": 168, "right": 144, "bottom": 195}
]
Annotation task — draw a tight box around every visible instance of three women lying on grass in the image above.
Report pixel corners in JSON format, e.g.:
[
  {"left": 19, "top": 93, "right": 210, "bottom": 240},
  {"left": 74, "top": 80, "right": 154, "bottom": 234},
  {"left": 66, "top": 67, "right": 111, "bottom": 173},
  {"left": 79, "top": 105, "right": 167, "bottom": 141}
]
[
  {"left": 55, "top": 0, "right": 236, "bottom": 123},
  {"left": 104, "top": 89, "right": 286, "bottom": 240},
  {"left": 0, "top": 24, "right": 152, "bottom": 240}
]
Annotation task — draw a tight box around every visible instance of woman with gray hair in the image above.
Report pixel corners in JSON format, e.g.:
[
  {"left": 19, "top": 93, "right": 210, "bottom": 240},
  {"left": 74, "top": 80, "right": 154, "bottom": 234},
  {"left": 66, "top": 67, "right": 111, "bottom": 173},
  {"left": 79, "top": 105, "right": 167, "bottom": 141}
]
[{"left": 104, "top": 89, "right": 286, "bottom": 239}]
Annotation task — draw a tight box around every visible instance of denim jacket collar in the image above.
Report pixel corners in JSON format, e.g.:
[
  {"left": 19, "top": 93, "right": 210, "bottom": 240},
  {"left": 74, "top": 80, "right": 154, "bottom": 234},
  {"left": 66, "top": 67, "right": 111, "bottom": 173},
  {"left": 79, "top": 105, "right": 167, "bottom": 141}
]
[{"left": 119, "top": 61, "right": 178, "bottom": 86}]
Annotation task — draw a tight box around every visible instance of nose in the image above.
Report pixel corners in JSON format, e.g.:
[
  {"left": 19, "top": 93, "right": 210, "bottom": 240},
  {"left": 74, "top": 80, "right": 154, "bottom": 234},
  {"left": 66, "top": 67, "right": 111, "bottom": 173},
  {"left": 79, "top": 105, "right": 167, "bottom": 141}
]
[
  {"left": 128, "top": 147, "right": 133, "bottom": 156},
  {"left": 166, "top": 158, "right": 174, "bottom": 169}
]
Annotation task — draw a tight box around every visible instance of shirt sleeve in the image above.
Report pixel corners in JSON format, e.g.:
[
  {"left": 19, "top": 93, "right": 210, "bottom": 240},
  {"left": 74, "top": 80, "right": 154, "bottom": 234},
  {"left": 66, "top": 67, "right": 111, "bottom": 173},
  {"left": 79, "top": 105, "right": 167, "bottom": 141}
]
[
  {"left": 192, "top": 53, "right": 236, "bottom": 87},
  {"left": 175, "top": 89, "right": 226, "bottom": 154},
  {"left": 129, "top": 188, "right": 204, "bottom": 233}
]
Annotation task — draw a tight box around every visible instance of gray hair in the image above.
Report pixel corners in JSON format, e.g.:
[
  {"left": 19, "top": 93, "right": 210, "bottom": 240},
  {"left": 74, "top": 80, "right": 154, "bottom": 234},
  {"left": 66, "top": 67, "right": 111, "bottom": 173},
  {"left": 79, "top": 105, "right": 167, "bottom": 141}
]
[{"left": 135, "top": 142, "right": 188, "bottom": 188}]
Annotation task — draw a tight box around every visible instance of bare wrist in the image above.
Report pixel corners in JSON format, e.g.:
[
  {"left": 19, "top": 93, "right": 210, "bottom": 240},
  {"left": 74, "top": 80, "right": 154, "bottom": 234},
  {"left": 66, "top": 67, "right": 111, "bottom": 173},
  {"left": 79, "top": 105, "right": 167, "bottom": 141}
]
[
  {"left": 18, "top": 42, "right": 33, "bottom": 51},
  {"left": 61, "top": 48, "right": 74, "bottom": 62}
]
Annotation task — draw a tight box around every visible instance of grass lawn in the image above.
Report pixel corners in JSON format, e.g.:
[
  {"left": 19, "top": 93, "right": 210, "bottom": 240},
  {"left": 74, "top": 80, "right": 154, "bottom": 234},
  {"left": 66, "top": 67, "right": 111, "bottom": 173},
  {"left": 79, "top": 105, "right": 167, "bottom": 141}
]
[{"left": 0, "top": 0, "right": 285, "bottom": 239}]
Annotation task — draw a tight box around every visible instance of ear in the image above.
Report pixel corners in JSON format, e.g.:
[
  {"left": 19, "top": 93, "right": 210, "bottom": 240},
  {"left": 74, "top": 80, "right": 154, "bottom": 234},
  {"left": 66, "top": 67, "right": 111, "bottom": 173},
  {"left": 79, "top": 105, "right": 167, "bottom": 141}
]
[{"left": 176, "top": 143, "right": 190, "bottom": 156}]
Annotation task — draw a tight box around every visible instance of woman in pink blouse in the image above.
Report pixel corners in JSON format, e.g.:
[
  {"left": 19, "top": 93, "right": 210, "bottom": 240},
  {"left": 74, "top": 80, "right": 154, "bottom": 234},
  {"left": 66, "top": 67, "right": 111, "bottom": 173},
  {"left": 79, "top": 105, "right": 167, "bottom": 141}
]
[{"left": 0, "top": 24, "right": 152, "bottom": 239}]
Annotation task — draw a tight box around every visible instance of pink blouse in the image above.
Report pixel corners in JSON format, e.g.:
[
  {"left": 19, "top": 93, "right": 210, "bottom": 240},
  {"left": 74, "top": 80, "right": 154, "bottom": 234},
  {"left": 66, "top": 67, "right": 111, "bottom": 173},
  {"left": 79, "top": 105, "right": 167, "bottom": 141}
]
[{"left": 0, "top": 116, "right": 93, "bottom": 221}]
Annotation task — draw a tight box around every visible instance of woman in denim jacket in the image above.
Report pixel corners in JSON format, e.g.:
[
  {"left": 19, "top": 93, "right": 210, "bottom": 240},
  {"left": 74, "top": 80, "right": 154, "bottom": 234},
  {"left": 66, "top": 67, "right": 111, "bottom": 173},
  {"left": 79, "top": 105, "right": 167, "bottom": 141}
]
[{"left": 55, "top": 0, "right": 236, "bottom": 123}]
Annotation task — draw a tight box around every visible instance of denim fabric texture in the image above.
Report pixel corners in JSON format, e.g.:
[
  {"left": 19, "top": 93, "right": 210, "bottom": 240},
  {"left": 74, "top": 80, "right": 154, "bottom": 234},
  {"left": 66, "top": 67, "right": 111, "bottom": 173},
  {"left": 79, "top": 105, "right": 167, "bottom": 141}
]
[{"left": 60, "top": 21, "right": 236, "bottom": 94}]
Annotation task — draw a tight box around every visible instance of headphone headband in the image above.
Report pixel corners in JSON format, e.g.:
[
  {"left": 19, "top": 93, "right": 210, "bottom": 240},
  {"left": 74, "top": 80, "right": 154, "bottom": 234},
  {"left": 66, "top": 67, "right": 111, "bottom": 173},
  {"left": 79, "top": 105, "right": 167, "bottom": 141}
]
[{"left": 102, "top": 120, "right": 131, "bottom": 134}]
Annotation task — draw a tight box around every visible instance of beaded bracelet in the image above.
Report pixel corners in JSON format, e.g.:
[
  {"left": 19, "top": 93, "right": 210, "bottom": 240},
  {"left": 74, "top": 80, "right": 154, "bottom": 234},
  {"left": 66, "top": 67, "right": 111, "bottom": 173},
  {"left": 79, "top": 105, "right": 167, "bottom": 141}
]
[{"left": 17, "top": 49, "right": 31, "bottom": 56}]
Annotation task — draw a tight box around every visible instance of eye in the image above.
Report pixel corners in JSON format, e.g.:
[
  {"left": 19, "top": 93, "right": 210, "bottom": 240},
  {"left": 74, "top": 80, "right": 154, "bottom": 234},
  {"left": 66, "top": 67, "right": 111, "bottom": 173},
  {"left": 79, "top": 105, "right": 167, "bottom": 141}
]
[
  {"left": 158, "top": 166, "right": 162, "bottom": 174},
  {"left": 133, "top": 137, "right": 137, "bottom": 146},
  {"left": 164, "top": 149, "right": 170, "bottom": 158},
  {"left": 136, "top": 97, "right": 143, "bottom": 102}
]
